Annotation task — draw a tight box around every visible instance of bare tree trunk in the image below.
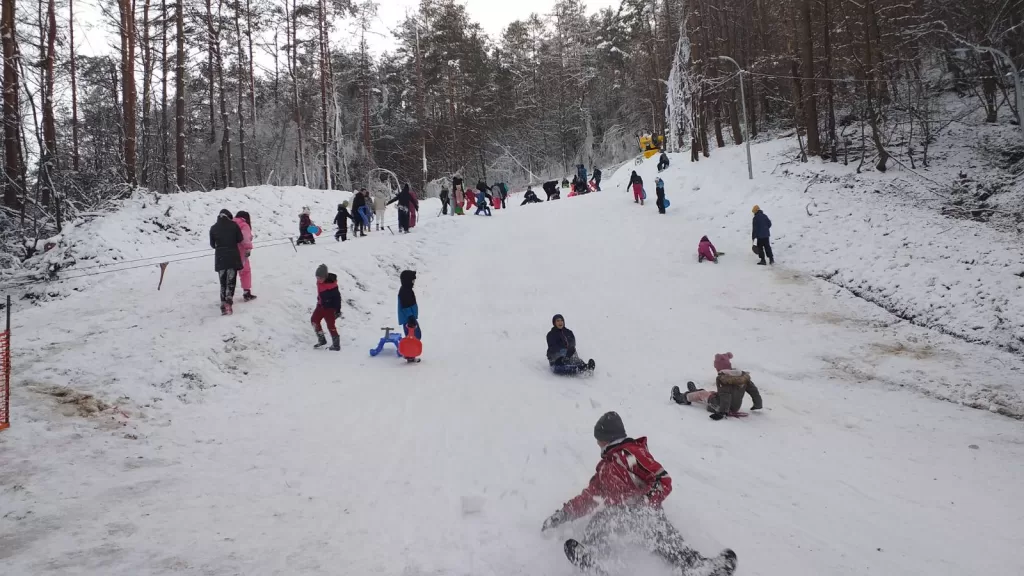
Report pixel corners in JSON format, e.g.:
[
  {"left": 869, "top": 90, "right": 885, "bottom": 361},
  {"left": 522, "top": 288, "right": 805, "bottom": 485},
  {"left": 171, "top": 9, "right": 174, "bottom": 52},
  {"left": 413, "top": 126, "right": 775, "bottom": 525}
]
[
  {"left": 69, "top": 0, "right": 80, "bottom": 171},
  {"left": 205, "top": 0, "right": 216, "bottom": 147},
  {"left": 141, "top": 0, "right": 152, "bottom": 186},
  {"left": 318, "top": 0, "right": 330, "bottom": 189},
  {"left": 797, "top": 0, "right": 819, "bottom": 156},
  {"left": 234, "top": 0, "right": 247, "bottom": 187},
  {"left": 119, "top": 0, "right": 138, "bottom": 185},
  {"left": 287, "top": 0, "right": 306, "bottom": 186},
  {"left": 863, "top": 0, "right": 888, "bottom": 171},
  {"left": 360, "top": 29, "right": 372, "bottom": 156},
  {"left": 822, "top": 0, "right": 837, "bottom": 160},
  {"left": 217, "top": 30, "right": 232, "bottom": 187},
  {"left": 175, "top": 0, "right": 186, "bottom": 189},
  {"left": 40, "top": 0, "right": 57, "bottom": 206},
  {"left": 244, "top": 0, "right": 260, "bottom": 183},
  {"left": 1, "top": 0, "right": 25, "bottom": 209},
  {"left": 160, "top": 0, "right": 169, "bottom": 191}
]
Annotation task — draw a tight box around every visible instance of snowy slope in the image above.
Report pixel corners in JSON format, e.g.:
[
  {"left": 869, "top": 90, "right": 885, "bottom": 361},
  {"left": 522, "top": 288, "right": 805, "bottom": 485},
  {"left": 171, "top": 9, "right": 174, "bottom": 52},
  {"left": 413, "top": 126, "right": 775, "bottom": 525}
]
[{"left": 2, "top": 156, "right": 1024, "bottom": 576}]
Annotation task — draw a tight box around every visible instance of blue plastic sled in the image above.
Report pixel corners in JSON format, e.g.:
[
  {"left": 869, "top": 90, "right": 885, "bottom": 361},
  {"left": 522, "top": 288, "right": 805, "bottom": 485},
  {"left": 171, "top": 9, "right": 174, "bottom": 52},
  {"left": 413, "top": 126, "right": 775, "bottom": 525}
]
[
  {"left": 307, "top": 225, "right": 321, "bottom": 234},
  {"left": 369, "top": 327, "right": 403, "bottom": 357},
  {"left": 642, "top": 188, "right": 647, "bottom": 200},
  {"left": 358, "top": 206, "right": 371, "bottom": 226},
  {"left": 663, "top": 198, "right": 671, "bottom": 208}
]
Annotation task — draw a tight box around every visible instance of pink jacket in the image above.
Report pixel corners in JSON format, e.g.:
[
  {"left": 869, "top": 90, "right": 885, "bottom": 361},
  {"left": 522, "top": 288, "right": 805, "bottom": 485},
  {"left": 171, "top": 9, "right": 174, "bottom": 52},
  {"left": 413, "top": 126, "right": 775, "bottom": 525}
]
[
  {"left": 234, "top": 217, "right": 253, "bottom": 258},
  {"left": 697, "top": 236, "right": 717, "bottom": 262}
]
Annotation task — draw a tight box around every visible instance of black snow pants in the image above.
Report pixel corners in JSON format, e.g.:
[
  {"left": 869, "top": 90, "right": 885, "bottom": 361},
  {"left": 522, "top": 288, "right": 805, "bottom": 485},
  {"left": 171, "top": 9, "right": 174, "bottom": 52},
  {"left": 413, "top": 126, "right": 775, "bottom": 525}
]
[
  {"left": 397, "top": 208, "right": 411, "bottom": 232},
  {"left": 581, "top": 506, "right": 707, "bottom": 571},
  {"left": 755, "top": 238, "right": 774, "bottom": 262},
  {"left": 218, "top": 269, "right": 238, "bottom": 303}
]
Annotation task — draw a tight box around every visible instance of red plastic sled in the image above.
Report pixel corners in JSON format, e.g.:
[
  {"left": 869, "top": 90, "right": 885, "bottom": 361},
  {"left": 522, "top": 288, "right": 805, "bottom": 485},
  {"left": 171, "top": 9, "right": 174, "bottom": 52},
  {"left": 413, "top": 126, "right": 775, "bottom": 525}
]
[{"left": 398, "top": 332, "right": 422, "bottom": 359}]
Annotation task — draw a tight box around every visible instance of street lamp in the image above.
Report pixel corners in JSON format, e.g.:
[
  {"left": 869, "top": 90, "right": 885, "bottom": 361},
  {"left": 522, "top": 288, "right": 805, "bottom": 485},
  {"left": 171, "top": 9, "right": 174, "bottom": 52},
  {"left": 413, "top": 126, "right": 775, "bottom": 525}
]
[
  {"left": 717, "top": 56, "right": 753, "bottom": 180},
  {"left": 953, "top": 45, "right": 1024, "bottom": 137}
]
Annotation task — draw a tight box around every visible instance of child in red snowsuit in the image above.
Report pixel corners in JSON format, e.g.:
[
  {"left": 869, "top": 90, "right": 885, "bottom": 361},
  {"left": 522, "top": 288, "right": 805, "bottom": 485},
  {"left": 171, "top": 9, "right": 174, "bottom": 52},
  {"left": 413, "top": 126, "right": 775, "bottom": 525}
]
[
  {"left": 697, "top": 235, "right": 719, "bottom": 263},
  {"left": 312, "top": 264, "right": 341, "bottom": 351},
  {"left": 542, "top": 412, "right": 737, "bottom": 575}
]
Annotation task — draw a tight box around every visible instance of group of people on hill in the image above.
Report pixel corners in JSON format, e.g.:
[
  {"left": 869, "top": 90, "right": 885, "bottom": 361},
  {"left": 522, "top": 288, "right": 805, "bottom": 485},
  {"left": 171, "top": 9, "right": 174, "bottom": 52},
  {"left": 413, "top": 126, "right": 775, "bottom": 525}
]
[
  {"left": 627, "top": 170, "right": 668, "bottom": 214},
  {"left": 440, "top": 177, "right": 508, "bottom": 216}
]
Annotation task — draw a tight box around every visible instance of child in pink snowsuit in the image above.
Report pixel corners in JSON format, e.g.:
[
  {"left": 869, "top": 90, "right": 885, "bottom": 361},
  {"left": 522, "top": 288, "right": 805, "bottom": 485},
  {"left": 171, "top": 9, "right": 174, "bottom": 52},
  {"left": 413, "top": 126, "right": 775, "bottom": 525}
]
[
  {"left": 697, "top": 235, "right": 719, "bottom": 263},
  {"left": 233, "top": 211, "right": 256, "bottom": 301}
]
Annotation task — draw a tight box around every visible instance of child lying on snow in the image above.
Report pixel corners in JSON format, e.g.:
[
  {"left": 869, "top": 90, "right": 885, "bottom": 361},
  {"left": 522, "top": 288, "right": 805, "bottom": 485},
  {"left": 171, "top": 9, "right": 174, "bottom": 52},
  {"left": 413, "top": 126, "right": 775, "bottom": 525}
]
[
  {"left": 671, "top": 353, "right": 763, "bottom": 420},
  {"left": 697, "top": 235, "right": 721, "bottom": 263}
]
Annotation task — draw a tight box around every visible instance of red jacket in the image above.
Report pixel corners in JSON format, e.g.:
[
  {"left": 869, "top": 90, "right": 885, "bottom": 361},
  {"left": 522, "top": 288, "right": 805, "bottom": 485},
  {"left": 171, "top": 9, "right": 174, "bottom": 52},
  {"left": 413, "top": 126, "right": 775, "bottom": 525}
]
[{"left": 562, "top": 437, "right": 672, "bottom": 519}]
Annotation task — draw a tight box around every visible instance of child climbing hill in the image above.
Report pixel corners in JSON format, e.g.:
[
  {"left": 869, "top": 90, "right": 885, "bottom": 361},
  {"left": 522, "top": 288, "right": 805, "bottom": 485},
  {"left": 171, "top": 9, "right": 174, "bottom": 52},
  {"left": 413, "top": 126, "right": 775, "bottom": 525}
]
[{"left": 312, "top": 264, "right": 341, "bottom": 351}]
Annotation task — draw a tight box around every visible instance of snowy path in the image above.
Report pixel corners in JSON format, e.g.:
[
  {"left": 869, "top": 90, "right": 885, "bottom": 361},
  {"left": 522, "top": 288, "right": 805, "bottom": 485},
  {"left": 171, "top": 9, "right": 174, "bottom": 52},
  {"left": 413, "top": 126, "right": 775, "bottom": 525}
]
[{"left": 3, "top": 164, "right": 1024, "bottom": 575}]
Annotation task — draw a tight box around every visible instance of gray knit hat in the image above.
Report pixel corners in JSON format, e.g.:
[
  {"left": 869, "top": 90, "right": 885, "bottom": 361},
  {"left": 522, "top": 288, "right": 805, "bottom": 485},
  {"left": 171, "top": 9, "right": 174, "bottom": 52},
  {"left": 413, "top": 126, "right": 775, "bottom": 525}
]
[
  {"left": 315, "top": 264, "right": 328, "bottom": 279},
  {"left": 594, "top": 411, "right": 626, "bottom": 443}
]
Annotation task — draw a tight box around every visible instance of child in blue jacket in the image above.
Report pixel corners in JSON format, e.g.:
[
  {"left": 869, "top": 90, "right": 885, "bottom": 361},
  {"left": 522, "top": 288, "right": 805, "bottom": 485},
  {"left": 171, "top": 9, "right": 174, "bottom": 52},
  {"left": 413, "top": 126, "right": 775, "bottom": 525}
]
[{"left": 398, "top": 270, "right": 422, "bottom": 339}]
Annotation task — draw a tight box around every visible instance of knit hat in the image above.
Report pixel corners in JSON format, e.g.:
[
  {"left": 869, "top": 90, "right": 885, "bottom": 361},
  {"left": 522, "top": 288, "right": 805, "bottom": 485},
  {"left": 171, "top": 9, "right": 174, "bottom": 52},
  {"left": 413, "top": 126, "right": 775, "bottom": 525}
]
[
  {"left": 315, "top": 264, "right": 328, "bottom": 280},
  {"left": 552, "top": 314, "right": 565, "bottom": 326},
  {"left": 751, "top": 205, "right": 760, "bottom": 214},
  {"left": 594, "top": 411, "right": 627, "bottom": 443},
  {"left": 714, "top": 352, "right": 734, "bottom": 372},
  {"left": 218, "top": 209, "right": 233, "bottom": 219}
]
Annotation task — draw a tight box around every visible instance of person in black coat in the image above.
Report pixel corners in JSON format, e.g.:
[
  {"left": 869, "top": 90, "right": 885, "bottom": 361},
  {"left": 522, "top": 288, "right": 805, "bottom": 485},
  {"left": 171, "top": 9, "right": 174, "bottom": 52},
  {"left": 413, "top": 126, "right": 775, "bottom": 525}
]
[
  {"left": 592, "top": 167, "right": 602, "bottom": 191},
  {"left": 387, "top": 183, "right": 414, "bottom": 233},
  {"left": 210, "top": 209, "right": 244, "bottom": 315},
  {"left": 351, "top": 191, "right": 368, "bottom": 237},
  {"left": 657, "top": 152, "right": 670, "bottom": 172},
  {"left": 521, "top": 186, "right": 542, "bottom": 205},
  {"left": 546, "top": 314, "right": 595, "bottom": 375},
  {"left": 440, "top": 187, "right": 450, "bottom": 215},
  {"left": 333, "top": 202, "right": 351, "bottom": 242},
  {"left": 751, "top": 205, "right": 774, "bottom": 265},
  {"left": 543, "top": 180, "right": 559, "bottom": 201}
]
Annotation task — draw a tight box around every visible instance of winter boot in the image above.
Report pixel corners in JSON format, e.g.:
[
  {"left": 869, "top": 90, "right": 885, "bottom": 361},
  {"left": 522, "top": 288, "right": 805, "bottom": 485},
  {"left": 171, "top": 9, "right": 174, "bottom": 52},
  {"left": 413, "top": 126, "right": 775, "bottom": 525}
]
[
  {"left": 224, "top": 299, "right": 233, "bottom": 315},
  {"left": 329, "top": 334, "right": 341, "bottom": 351},
  {"left": 687, "top": 381, "right": 698, "bottom": 393},
  {"left": 587, "top": 359, "right": 596, "bottom": 371},
  {"left": 671, "top": 386, "right": 691, "bottom": 405},
  {"left": 757, "top": 258, "right": 767, "bottom": 266},
  {"left": 564, "top": 539, "right": 596, "bottom": 571},
  {"left": 709, "top": 549, "right": 738, "bottom": 575},
  {"left": 220, "top": 301, "right": 228, "bottom": 315},
  {"left": 243, "top": 291, "right": 257, "bottom": 302},
  {"left": 769, "top": 257, "right": 775, "bottom": 265},
  {"left": 314, "top": 331, "right": 328, "bottom": 349}
]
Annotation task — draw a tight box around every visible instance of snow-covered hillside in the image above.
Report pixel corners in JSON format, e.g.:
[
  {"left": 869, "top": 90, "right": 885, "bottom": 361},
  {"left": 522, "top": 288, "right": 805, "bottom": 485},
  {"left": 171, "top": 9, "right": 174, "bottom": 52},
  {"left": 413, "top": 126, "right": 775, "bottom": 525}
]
[{"left": 1, "top": 145, "right": 1023, "bottom": 576}]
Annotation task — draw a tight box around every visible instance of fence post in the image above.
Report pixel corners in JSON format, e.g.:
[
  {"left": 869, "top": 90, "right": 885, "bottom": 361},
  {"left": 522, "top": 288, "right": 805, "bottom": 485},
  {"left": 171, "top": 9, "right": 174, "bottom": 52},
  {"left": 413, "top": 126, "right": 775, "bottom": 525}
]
[{"left": 1, "top": 294, "right": 10, "bottom": 430}]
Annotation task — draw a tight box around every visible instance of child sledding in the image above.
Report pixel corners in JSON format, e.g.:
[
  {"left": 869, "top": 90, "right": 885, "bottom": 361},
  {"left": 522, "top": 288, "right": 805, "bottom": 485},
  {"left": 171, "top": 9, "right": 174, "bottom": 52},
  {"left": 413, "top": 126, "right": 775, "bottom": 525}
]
[
  {"left": 546, "top": 314, "right": 595, "bottom": 375},
  {"left": 671, "top": 353, "right": 763, "bottom": 420},
  {"left": 542, "top": 411, "right": 738, "bottom": 576}
]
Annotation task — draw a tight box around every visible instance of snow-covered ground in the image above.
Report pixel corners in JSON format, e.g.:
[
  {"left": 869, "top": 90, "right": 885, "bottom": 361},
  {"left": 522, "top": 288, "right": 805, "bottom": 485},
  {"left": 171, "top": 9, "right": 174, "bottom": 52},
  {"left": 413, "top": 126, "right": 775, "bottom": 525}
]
[{"left": 2, "top": 144, "right": 1023, "bottom": 576}]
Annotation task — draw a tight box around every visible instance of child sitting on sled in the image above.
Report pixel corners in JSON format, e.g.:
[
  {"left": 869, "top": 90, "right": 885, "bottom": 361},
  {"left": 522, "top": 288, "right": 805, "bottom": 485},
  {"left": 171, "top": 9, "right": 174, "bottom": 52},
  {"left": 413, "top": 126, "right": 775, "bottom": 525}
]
[
  {"left": 671, "top": 353, "right": 763, "bottom": 420},
  {"left": 698, "top": 235, "right": 721, "bottom": 263}
]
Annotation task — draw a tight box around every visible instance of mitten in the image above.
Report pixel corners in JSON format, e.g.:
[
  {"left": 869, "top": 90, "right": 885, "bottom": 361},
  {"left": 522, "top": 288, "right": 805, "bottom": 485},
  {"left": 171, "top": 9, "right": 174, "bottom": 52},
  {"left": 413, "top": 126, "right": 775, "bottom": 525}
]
[{"left": 542, "top": 509, "right": 568, "bottom": 532}]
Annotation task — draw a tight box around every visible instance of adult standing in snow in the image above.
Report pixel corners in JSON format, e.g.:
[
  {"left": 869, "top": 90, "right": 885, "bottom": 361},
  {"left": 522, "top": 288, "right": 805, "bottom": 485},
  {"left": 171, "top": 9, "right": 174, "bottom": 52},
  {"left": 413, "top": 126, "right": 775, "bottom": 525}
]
[
  {"left": 655, "top": 177, "right": 666, "bottom": 214},
  {"left": 233, "top": 211, "right": 256, "bottom": 301},
  {"left": 351, "top": 191, "right": 368, "bottom": 237},
  {"left": 546, "top": 314, "right": 595, "bottom": 375},
  {"left": 387, "top": 183, "right": 415, "bottom": 233},
  {"left": 210, "top": 209, "right": 243, "bottom": 315},
  {"left": 440, "top": 187, "right": 451, "bottom": 215},
  {"left": 592, "top": 167, "right": 602, "bottom": 191},
  {"left": 628, "top": 171, "right": 644, "bottom": 205},
  {"left": 542, "top": 412, "right": 738, "bottom": 575},
  {"left": 373, "top": 191, "right": 387, "bottom": 231},
  {"left": 751, "top": 205, "right": 774, "bottom": 265}
]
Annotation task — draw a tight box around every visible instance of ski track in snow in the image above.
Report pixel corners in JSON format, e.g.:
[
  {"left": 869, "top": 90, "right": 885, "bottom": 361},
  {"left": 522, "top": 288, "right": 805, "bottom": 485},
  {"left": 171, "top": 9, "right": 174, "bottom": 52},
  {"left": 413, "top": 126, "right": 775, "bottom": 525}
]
[{"left": 2, "top": 145, "right": 1024, "bottom": 575}]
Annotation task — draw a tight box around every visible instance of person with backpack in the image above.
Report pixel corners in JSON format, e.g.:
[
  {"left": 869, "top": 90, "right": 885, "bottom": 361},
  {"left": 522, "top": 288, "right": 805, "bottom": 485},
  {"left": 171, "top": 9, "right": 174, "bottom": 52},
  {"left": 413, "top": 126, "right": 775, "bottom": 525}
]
[
  {"left": 751, "top": 205, "right": 774, "bottom": 265},
  {"left": 628, "top": 171, "right": 644, "bottom": 205},
  {"left": 210, "top": 209, "right": 244, "bottom": 315},
  {"left": 542, "top": 412, "right": 738, "bottom": 575}
]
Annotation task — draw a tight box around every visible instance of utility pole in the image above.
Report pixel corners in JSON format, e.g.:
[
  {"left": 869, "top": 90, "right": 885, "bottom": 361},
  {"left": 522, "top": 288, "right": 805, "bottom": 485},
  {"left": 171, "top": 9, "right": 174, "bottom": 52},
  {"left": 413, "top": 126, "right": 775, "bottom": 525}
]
[{"left": 717, "top": 55, "right": 752, "bottom": 180}]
